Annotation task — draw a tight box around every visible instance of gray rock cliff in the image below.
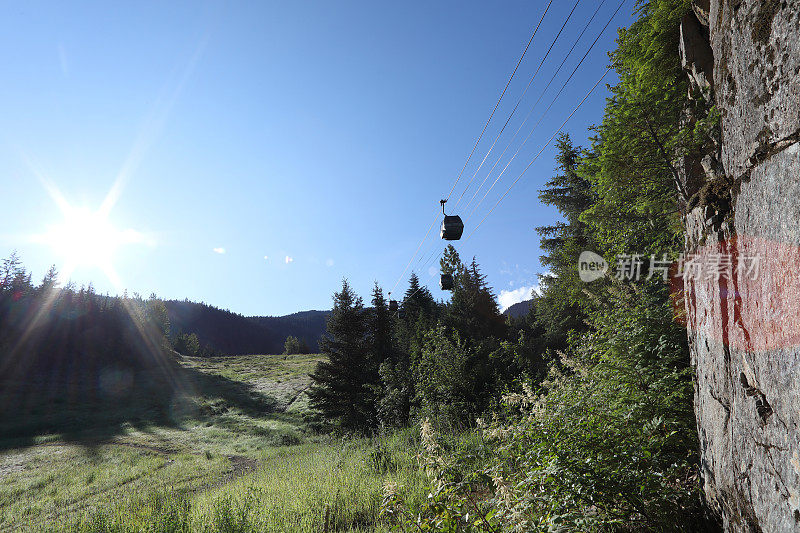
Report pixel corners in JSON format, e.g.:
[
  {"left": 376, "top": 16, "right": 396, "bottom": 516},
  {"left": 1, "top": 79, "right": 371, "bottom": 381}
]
[{"left": 682, "top": 1, "right": 800, "bottom": 530}]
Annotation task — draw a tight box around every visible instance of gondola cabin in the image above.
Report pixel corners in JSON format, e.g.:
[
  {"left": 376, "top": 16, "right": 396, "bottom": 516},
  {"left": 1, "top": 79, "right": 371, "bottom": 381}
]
[
  {"left": 440, "top": 273, "right": 454, "bottom": 291},
  {"left": 439, "top": 199, "right": 464, "bottom": 240},
  {"left": 389, "top": 300, "right": 398, "bottom": 314},
  {"left": 440, "top": 215, "right": 464, "bottom": 240}
]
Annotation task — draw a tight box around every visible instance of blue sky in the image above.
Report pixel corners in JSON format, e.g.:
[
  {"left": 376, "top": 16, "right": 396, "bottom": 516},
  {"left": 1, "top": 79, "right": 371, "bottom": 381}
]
[{"left": 0, "top": 0, "right": 631, "bottom": 316}]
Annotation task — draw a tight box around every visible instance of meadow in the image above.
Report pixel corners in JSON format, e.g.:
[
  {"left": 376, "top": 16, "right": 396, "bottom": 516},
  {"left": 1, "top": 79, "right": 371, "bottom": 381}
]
[{"left": 0, "top": 353, "right": 428, "bottom": 532}]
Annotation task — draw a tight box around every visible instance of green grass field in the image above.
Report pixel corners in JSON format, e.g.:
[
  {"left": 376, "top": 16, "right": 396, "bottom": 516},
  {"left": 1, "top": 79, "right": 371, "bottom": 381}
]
[{"left": 0, "top": 353, "right": 427, "bottom": 532}]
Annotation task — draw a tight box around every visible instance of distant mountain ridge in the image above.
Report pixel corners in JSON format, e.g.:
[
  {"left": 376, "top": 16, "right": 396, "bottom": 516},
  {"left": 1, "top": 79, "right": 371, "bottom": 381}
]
[
  {"left": 164, "top": 300, "right": 329, "bottom": 355},
  {"left": 249, "top": 311, "right": 330, "bottom": 349},
  {"left": 503, "top": 299, "right": 533, "bottom": 319}
]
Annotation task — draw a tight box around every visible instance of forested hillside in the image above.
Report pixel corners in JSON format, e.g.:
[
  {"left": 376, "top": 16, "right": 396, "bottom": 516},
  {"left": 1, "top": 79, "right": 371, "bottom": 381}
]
[
  {"left": 0, "top": 257, "right": 179, "bottom": 440},
  {"left": 249, "top": 311, "right": 330, "bottom": 351},
  {"left": 164, "top": 300, "right": 328, "bottom": 355},
  {"left": 502, "top": 297, "right": 533, "bottom": 318}
]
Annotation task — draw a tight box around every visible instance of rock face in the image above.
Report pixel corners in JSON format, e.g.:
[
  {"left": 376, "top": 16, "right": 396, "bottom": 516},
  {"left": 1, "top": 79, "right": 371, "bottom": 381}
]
[
  {"left": 683, "top": 1, "right": 800, "bottom": 531},
  {"left": 680, "top": 9, "right": 714, "bottom": 98}
]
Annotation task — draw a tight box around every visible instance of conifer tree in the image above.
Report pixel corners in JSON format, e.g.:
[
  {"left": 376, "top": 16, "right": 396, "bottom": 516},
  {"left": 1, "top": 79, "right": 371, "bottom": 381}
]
[
  {"left": 298, "top": 338, "right": 310, "bottom": 354},
  {"left": 145, "top": 294, "right": 170, "bottom": 337},
  {"left": 39, "top": 265, "right": 59, "bottom": 293},
  {"left": 401, "top": 272, "right": 436, "bottom": 325},
  {"left": 367, "top": 283, "right": 395, "bottom": 425},
  {"left": 535, "top": 134, "right": 596, "bottom": 349},
  {"left": 439, "top": 245, "right": 464, "bottom": 280},
  {"left": 308, "top": 279, "right": 373, "bottom": 432},
  {"left": 0, "top": 251, "right": 23, "bottom": 290},
  {"left": 367, "top": 283, "right": 392, "bottom": 367},
  {"left": 396, "top": 273, "right": 439, "bottom": 420},
  {"left": 448, "top": 257, "right": 505, "bottom": 341},
  {"left": 284, "top": 335, "right": 302, "bottom": 354}
]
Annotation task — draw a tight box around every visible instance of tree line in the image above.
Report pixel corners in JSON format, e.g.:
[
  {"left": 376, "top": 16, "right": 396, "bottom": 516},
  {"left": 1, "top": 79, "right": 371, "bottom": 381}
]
[
  {"left": 308, "top": 251, "right": 542, "bottom": 433},
  {"left": 0, "top": 254, "right": 174, "bottom": 365},
  {"left": 0, "top": 253, "right": 180, "bottom": 437}
]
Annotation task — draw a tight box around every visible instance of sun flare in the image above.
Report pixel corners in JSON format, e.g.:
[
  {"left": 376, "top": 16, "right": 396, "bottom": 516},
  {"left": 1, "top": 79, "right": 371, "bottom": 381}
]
[
  {"left": 47, "top": 207, "right": 120, "bottom": 268},
  {"left": 38, "top": 203, "right": 149, "bottom": 289}
]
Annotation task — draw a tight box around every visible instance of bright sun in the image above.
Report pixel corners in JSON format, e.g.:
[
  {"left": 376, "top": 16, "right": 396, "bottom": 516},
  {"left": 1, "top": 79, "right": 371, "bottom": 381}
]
[
  {"left": 47, "top": 207, "right": 120, "bottom": 268},
  {"left": 30, "top": 174, "right": 152, "bottom": 290},
  {"left": 40, "top": 205, "right": 146, "bottom": 288}
]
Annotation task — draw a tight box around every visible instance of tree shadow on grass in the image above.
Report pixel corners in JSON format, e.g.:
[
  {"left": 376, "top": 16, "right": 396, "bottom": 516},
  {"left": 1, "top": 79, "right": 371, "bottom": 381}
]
[{"left": 0, "top": 356, "right": 279, "bottom": 452}]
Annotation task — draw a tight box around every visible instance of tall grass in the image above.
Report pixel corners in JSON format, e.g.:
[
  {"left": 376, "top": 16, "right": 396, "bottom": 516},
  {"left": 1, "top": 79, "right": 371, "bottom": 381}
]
[{"left": 68, "top": 432, "right": 426, "bottom": 533}]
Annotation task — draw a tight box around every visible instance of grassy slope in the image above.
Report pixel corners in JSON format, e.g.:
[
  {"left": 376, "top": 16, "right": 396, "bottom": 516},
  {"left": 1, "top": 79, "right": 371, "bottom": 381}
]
[{"left": 0, "top": 354, "right": 426, "bottom": 532}]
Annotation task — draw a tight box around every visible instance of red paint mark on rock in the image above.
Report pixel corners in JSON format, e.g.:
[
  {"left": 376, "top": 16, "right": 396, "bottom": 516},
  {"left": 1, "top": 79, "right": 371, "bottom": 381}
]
[{"left": 682, "top": 235, "right": 800, "bottom": 353}]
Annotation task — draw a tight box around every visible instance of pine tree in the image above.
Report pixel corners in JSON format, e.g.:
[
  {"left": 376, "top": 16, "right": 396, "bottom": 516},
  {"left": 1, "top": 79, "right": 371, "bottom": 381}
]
[
  {"left": 448, "top": 257, "right": 505, "bottom": 341},
  {"left": 367, "top": 283, "right": 392, "bottom": 366},
  {"left": 0, "top": 251, "right": 31, "bottom": 296},
  {"left": 401, "top": 272, "right": 436, "bottom": 324},
  {"left": 0, "top": 251, "right": 23, "bottom": 290},
  {"left": 367, "top": 283, "right": 393, "bottom": 424},
  {"left": 145, "top": 294, "right": 170, "bottom": 337},
  {"left": 284, "top": 335, "right": 302, "bottom": 354},
  {"left": 185, "top": 333, "right": 200, "bottom": 356},
  {"left": 39, "top": 265, "right": 59, "bottom": 293},
  {"left": 439, "top": 245, "right": 465, "bottom": 279},
  {"left": 368, "top": 282, "right": 411, "bottom": 427},
  {"left": 535, "top": 134, "right": 596, "bottom": 349},
  {"left": 308, "top": 279, "right": 374, "bottom": 432},
  {"left": 393, "top": 272, "right": 439, "bottom": 421}
]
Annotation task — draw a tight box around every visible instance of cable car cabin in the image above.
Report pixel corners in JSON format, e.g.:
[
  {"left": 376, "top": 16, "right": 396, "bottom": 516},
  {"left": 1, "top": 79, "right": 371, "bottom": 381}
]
[
  {"left": 439, "top": 199, "right": 464, "bottom": 240},
  {"left": 440, "top": 273, "right": 454, "bottom": 291},
  {"left": 440, "top": 215, "right": 464, "bottom": 240},
  {"left": 389, "top": 300, "right": 398, "bottom": 314}
]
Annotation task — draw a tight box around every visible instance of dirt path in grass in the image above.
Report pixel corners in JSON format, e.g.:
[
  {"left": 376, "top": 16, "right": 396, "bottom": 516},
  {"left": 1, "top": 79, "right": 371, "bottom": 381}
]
[
  {"left": 5, "top": 442, "right": 261, "bottom": 532},
  {"left": 189, "top": 454, "right": 260, "bottom": 494}
]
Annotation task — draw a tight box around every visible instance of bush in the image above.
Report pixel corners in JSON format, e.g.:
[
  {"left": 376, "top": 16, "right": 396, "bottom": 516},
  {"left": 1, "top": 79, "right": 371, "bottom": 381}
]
[
  {"left": 173, "top": 333, "right": 201, "bottom": 356},
  {"left": 283, "top": 335, "right": 310, "bottom": 355},
  {"left": 483, "top": 285, "right": 704, "bottom": 531}
]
